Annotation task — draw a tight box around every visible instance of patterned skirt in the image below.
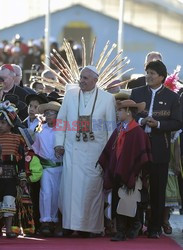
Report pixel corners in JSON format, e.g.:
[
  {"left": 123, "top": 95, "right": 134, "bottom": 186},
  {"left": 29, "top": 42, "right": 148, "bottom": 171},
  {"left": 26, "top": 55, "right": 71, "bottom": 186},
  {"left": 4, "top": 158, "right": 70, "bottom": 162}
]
[
  {"left": 165, "top": 171, "right": 181, "bottom": 207},
  {"left": 12, "top": 185, "right": 35, "bottom": 235}
]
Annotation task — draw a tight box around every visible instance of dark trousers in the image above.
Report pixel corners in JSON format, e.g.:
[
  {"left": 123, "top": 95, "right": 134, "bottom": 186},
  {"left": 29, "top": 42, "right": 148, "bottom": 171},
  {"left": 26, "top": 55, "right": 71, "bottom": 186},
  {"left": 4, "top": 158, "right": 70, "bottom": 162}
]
[
  {"left": 149, "top": 162, "right": 168, "bottom": 232},
  {"left": 116, "top": 205, "right": 141, "bottom": 233},
  {"left": 178, "top": 173, "right": 183, "bottom": 208},
  {"left": 116, "top": 214, "right": 127, "bottom": 233}
]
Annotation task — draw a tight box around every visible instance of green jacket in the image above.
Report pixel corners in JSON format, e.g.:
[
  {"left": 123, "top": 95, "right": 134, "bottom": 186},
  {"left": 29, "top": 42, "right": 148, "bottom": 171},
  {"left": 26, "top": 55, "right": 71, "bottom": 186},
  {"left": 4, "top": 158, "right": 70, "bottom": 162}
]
[{"left": 25, "top": 150, "right": 43, "bottom": 182}]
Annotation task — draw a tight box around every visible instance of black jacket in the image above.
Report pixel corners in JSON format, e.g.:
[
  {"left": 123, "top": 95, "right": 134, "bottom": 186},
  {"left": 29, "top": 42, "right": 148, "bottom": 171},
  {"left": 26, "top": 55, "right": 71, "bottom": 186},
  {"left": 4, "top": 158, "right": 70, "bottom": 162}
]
[
  {"left": 131, "top": 85, "right": 182, "bottom": 163},
  {"left": 127, "top": 76, "right": 146, "bottom": 89}
]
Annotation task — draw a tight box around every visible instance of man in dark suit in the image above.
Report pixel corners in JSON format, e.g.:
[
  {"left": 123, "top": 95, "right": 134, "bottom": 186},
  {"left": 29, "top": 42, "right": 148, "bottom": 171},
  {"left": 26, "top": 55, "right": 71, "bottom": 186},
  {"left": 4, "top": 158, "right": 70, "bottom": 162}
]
[
  {"left": 0, "top": 64, "right": 29, "bottom": 120},
  {"left": 130, "top": 60, "right": 182, "bottom": 238},
  {"left": 128, "top": 51, "right": 162, "bottom": 89}
]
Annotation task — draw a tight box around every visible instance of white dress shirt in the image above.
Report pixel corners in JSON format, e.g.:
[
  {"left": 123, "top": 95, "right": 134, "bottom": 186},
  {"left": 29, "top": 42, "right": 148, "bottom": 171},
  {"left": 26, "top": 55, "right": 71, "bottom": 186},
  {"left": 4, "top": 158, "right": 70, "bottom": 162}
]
[
  {"left": 139, "top": 85, "right": 162, "bottom": 133},
  {"left": 27, "top": 117, "right": 39, "bottom": 131},
  {"left": 32, "top": 123, "right": 60, "bottom": 162}
]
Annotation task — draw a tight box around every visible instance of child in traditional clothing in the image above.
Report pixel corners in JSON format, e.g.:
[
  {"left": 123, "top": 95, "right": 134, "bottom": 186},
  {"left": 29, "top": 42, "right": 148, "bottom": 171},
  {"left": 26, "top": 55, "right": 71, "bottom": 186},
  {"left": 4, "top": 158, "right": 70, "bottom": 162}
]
[
  {"left": 162, "top": 130, "right": 182, "bottom": 234},
  {"left": 0, "top": 101, "right": 26, "bottom": 238},
  {"left": 23, "top": 93, "right": 47, "bottom": 234},
  {"left": 162, "top": 65, "right": 182, "bottom": 234},
  {"left": 11, "top": 127, "right": 43, "bottom": 236},
  {"left": 98, "top": 100, "right": 152, "bottom": 241},
  {"left": 24, "top": 93, "right": 48, "bottom": 131},
  {"left": 32, "top": 101, "right": 62, "bottom": 236}
]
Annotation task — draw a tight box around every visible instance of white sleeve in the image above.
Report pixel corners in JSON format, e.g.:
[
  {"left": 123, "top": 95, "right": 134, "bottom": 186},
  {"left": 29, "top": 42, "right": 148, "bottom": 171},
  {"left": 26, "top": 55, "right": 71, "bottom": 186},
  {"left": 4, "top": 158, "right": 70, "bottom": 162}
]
[
  {"left": 105, "top": 94, "right": 116, "bottom": 139},
  {"left": 138, "top": 118, "right": 144, "bottom": 126},
  {"left": 54, "top": 92, "right": 69, "bottom": 147}
]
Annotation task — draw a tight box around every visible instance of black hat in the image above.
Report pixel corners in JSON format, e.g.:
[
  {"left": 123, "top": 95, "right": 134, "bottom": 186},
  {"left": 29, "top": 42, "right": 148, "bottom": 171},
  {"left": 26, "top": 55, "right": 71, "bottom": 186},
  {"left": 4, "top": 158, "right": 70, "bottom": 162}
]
[
  {"left": 47, "top": 91, "right": 63, "bottom": 104},
  {"left": 3, "top": 94, "right": 27, "bottom": 111},
  {"left": 25, "top": 93, "right": 48, "bottom": 105}
]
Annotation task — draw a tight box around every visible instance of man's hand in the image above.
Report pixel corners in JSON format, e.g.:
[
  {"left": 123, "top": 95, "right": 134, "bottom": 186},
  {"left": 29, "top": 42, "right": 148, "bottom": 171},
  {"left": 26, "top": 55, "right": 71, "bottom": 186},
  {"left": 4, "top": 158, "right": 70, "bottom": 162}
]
[
  {"left": 55, "top": 146, "right": 65, "bottom": 158},
  {"left": 146, "top": 117, "right": 159, "bottom": 128},
  {"left": 141, "top": 117, "right": 150, "bottom": 126}
]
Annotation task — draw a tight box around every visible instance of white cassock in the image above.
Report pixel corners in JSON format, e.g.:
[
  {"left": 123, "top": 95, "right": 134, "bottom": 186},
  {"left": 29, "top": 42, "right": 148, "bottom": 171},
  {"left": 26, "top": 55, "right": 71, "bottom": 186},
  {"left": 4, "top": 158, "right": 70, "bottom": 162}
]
[{"left": 55, "top": 86, "right": 116, "bottom": 233}]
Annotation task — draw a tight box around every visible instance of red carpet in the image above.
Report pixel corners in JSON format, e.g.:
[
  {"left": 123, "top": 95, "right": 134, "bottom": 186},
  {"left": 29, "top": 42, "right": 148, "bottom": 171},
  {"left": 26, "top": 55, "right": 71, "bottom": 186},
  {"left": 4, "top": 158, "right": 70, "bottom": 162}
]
[{"left": 0, "top": 235, "right": 182, "bottom": 250}]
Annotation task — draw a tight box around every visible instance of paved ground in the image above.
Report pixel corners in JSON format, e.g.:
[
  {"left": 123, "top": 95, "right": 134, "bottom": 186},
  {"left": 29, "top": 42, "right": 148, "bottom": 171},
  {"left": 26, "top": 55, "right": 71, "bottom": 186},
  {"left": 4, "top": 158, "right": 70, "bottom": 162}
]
[{"left": 169, "top": 210, "right": 183, "bottom": 248}]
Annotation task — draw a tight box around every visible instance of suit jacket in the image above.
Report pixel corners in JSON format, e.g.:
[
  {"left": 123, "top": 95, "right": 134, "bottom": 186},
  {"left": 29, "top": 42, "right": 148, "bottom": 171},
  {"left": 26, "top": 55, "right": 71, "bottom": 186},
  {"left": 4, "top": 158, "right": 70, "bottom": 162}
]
[
  {"left": 131, "top": 85, "right": 182, "bottom": 163},
  {"left": 127, "top": 76, "right": 146, "bottom": 89}
]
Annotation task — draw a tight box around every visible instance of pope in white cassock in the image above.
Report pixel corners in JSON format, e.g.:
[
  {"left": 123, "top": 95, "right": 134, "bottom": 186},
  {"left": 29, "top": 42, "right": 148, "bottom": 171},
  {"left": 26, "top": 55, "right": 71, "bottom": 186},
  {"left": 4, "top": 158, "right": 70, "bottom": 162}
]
[{"left": 54, "top": 65, "right": 116, "bottom": 235}]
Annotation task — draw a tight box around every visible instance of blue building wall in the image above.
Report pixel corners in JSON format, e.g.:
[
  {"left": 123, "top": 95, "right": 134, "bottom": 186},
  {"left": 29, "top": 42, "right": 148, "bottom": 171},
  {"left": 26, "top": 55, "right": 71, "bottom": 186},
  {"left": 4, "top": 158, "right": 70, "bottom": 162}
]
[{"left": 0, "top": 4, "right": 183, "bottom": 77}]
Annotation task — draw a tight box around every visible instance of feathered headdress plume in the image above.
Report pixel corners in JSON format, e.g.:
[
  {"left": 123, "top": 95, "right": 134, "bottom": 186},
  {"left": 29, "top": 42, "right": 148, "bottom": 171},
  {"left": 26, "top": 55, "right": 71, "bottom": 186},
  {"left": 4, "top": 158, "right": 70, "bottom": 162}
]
[{"left": 41, "top": 37, "right": 133, "bottom": 95}]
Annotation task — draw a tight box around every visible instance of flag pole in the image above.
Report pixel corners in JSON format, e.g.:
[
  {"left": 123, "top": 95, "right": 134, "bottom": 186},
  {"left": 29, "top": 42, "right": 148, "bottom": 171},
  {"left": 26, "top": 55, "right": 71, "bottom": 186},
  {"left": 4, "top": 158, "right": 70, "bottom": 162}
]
[
  {"left": 45, "top": 0, "right": 50, "bottom": 67},
  {"left": 118, "top": 0, "right": 124, "bottom": 54},
  {"left": 117, "top": 0, "right": 125, "bottom": 82}
]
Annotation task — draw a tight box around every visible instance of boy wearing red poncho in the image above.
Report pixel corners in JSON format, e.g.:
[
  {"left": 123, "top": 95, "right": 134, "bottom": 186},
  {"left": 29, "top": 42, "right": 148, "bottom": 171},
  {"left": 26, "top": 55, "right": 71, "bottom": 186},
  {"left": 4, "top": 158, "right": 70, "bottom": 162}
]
[{"left": 98, "top": 100, "right": 152, "bottom": 241}]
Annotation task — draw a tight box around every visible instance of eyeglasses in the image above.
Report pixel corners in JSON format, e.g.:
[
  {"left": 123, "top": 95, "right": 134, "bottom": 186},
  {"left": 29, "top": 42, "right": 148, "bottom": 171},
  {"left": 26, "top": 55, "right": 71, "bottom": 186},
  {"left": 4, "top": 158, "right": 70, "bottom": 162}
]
[{"left": 44, "top": 111, "right": 57, "bottom": 116}]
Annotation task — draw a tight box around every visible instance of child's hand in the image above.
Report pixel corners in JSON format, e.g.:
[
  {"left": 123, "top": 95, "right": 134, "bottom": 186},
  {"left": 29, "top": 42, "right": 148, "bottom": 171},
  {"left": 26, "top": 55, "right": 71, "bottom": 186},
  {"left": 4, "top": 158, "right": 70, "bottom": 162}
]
[{"left": 55, "top": 146, "right": 64, "bottom": 158}]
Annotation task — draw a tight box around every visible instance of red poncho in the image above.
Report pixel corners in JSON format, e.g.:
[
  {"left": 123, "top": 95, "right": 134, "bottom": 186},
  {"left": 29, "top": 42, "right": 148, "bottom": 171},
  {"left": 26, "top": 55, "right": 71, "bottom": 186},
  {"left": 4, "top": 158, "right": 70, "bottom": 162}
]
[{"left": 98, "top": 120, "right": 152, "bottom": 190}]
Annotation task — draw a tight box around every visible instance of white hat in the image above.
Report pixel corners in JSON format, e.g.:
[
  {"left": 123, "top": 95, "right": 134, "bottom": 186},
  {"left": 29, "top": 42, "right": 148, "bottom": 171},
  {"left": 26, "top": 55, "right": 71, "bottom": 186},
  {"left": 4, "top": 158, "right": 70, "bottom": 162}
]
[{"left": 81, "top": 65, "right": 99, "bottom": 76}]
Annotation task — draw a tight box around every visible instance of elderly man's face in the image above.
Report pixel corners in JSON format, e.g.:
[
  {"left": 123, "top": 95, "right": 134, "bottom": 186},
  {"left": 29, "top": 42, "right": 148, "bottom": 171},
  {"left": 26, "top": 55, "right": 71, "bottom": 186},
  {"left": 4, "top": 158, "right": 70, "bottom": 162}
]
[
  {"left": 79, "top": 69, "right": 98, "bottom": 92},
  {"left": 1, "top": 75, "right": 14, "bottom": 91},
  {"left": 144, "top": 54, "right": 162, "bottom": 69}
]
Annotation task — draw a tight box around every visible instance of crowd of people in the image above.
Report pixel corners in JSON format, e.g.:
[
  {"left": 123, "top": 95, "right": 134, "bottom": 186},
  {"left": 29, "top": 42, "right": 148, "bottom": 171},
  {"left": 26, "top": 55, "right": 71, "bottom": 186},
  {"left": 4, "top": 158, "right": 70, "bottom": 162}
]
[
  {"left": 0, "top": 35, "right": 82, "bottom": 76},
  {"left": 0, "top": 44, "right": 182, "bottom": 244}
]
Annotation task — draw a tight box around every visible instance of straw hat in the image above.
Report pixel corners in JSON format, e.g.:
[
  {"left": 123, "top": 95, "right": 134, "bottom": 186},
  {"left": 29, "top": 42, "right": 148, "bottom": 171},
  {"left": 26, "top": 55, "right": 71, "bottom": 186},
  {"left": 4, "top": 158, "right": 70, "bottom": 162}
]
[
  {"left": 117, "top": 100, "right": 146, "bottom": 113},
  {"left": 38, "top": 101, "right": 61, "bottom": 114},
  {"left": 114, "top": 89, "right": 131, "bottom": 101}
]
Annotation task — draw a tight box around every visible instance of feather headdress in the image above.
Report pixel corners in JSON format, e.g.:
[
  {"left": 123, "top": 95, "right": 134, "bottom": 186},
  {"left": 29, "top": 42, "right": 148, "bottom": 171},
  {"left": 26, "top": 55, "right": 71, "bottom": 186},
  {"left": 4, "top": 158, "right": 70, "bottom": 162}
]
[
  {"left": 41, "top": 37, "right": 133, "bottom": 95},
  {"left": 164, "top": 65, "right": 182, "bottom": 93}
]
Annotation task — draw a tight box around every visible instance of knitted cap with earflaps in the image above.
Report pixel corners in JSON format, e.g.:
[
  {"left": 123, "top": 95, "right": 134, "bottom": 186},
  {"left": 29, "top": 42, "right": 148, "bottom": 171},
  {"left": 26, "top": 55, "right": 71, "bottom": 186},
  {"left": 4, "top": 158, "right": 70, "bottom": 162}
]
[{"left": 0, "top": 100, "right": 17, "bottom": 127}]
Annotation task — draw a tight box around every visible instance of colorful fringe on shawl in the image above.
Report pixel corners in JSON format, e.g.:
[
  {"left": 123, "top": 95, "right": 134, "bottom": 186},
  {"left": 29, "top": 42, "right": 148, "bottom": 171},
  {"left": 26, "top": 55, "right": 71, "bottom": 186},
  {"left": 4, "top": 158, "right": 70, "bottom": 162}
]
[{"left": 12, "top": 185, "right": 35, "bottom": 235}]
